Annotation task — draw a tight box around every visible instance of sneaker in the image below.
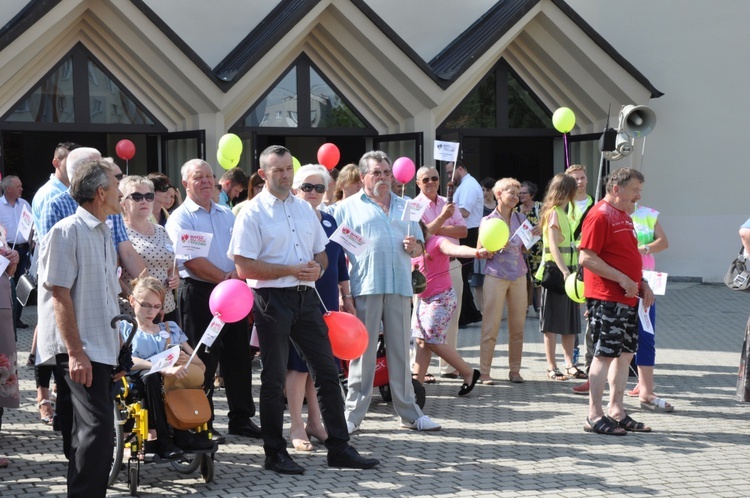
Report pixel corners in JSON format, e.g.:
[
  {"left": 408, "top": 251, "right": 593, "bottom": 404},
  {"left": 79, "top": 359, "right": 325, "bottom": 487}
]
[
  {"left": 400, "top": 415, "right": 441, "bottom": 431},
  {"left": 572, "top": 380, "right": 589, "bottom": 395},
  {"left": 346, "top": 421, "right": 359, "bottom": 434}
]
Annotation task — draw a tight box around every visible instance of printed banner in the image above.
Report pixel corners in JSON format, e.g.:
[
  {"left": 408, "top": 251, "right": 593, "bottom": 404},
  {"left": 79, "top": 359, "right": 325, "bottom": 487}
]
[
  {"left": 401, "top": 198, "right": 429, "bottom": 222},
  {"left": 198, "top": 315, "right": 225, "bottom": 348},
  {"left": 17, "top": 204, "right": 33, "bottom": 242}
]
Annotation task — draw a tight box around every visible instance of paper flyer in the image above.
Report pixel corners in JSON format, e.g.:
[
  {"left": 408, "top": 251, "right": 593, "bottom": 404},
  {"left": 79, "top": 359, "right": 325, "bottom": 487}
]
[
  {"left": 143, "top": 345, "right": 181, "bottom": 376},
  {"left": 638, "top": 299, "right": 654, "bottom": 334},
  {"left": 642, "top": 270, "right": 667, "bottom": 295},
  {"left": 511, "top": 220, "right": 541, "bottom": 250},
  {"left": 401, "top": 198, "right": 429, "bottom": 222}
]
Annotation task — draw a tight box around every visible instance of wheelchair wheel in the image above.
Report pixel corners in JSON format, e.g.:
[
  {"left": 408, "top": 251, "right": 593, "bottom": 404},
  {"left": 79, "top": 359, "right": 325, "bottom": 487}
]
[
  {"left": 170, "top": 453, "right": 202, "bottom": 474},
  {"left": 378, "top": 384, "right": 392, "bottom": 402},
  {"left": 109, "top": 403, "right": 125, "bottom": 486},
  {"left": 200, "top": 453, "right": 214, "bottom": 483},
  {"left": 128, "top": 465, "right": 139, "bottom": 496}
]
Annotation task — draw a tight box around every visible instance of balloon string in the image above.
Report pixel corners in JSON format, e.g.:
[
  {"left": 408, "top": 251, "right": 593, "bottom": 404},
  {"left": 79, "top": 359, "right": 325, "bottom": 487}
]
[
  {"left": 313, "top": 286, "right": 330, "bottom": 315},
  {"left": 563, "top": 133, "right": 570, "bottom": 169}
]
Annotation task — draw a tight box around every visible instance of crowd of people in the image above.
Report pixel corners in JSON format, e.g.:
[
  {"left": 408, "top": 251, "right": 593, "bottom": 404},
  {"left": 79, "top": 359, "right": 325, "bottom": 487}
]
[{"left": 0, "top": 141, "right": 677, "bottom": 488}]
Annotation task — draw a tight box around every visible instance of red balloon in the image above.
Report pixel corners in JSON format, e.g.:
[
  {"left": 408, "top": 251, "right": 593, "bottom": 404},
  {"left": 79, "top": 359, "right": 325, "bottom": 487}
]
[
  {"left": 115, "top": 140, "right": 136, "bottom": 161},
  {"left": 317, "top": 143, "right": 340, "bottom": 171},
  {"left": 323, "top": 311, "right": 369, "bottom": 360}
]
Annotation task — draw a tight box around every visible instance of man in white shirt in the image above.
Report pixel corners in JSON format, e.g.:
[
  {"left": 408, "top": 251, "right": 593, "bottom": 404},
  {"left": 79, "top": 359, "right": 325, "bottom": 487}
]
[
  {"left": 0, "top": 175, "right": 32, "bottom": 328},
  {"left": 445, "top": 160, "right": 484, "bottom": 327}
]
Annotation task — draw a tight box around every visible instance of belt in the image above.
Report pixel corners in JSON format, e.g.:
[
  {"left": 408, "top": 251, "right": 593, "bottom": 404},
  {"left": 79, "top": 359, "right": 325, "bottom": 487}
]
[
  {"left": 12, "top": 243, "right": 29, "bottom": 250},
  {"left": 182, "top": 277, "right": 217, "bottom": 288},
  {"left": 279, "top": 285, "right": 313, "bottom": 292}
]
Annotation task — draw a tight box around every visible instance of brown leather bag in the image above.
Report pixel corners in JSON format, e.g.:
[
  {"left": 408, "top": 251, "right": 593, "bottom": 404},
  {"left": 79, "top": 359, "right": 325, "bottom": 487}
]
[{"left": 163, "top": 389, "right": 211, "bottom": 430}]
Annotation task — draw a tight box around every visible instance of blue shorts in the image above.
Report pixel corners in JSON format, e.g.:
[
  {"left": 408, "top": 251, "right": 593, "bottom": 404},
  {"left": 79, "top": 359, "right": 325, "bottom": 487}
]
[
  {"left": 586, "top": 299, "right": 638, "bottom": 357},
  {"left": 635, "top": 302, "right": 656, "bottom": 366}
]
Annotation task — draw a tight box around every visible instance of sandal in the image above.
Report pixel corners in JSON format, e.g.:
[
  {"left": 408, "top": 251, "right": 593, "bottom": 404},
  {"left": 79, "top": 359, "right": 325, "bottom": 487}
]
[
  {"left": 38, "top": 399, "right": 54, "bottom": 425},
  {"left": 565, "top": 365, "right": 588, "bottom": 380},
  {"left": 609, "top": 414, "right": 652, "bottom": 432},
  {"left": 547, "top": 368, "right": 567, "bottom": 381},
  {"left": 640, "top": 397, "right": 674, "bottom": 413},
  {"left": 413, "top": 373, "right": 436, "bottom": 384},
  {"left": 508, "top": 371, "right": 525, "bottom": 383},
  {"left": 584, "top": 417, "right": 627, "bottom": 436}
]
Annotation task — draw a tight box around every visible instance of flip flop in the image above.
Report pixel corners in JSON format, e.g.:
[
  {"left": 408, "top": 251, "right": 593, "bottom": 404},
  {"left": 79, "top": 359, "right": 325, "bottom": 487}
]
[
  {"left": 413, "top": 373, "right": 436, "bottom": 384},
  {"left": 640, "top": 397, "right": 674, "bottom": 413},
  {"left": 609, "top": 414, "right": 652, "bottom": 432}
]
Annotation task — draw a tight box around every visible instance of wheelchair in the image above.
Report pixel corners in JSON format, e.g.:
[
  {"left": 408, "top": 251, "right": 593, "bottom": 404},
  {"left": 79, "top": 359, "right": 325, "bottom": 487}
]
[{"left": 108, "top": 316, "right": 217, "bottom": 496}]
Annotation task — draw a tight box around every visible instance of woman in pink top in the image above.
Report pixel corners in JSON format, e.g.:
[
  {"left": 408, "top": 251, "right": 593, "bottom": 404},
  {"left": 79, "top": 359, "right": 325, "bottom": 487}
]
[{"left": 411, "top": 222, "right": 489, "bottom": 396}]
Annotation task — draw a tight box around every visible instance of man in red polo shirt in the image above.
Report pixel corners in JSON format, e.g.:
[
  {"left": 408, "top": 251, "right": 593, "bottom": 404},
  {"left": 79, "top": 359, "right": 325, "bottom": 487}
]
[{"left": 579, "top": 168, "right": 655, "bottom": 435}]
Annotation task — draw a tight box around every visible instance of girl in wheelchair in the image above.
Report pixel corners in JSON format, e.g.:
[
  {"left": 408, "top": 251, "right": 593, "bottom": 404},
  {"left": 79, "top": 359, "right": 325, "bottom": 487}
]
[{"left": 119, "top": 276, "right": 213, "bottom": 459}]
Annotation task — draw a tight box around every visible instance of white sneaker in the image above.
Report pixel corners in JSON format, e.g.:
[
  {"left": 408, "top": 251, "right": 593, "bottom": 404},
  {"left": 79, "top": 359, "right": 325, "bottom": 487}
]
[
  {"left": 400, "top": 415, "right": 441, "bottom": 431},
  {"left": 346, "top": 421, "right": 359, "bottom": 434}
]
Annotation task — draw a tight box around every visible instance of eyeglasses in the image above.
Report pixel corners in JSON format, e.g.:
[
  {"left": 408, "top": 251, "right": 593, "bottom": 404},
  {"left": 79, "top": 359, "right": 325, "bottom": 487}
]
[
  {"left": 134, "top": 298, "right": 162, "bottom": 310},
  {"left": 156, "top": 186, "right": 171, "bottom": 193},
  {"left": 115, "top": 173, "right": 124, "bottom": 181},
  {"left": 127, "top": 192, "right": 155, "bottom": 202},
  {"left": 419, "top": 176, "right": 439, "bottom": 184},
  {"left": 299, "top": 183, "right": 326, "bottom": 193},
  {"left": 367, "top": 169, "right": 392, "bottom": 178}
]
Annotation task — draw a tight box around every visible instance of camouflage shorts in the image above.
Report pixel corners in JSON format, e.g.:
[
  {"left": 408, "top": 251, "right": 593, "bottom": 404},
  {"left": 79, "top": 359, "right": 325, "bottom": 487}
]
[{"left": 586, "top": 299, "right": 638, "bottom": 357}]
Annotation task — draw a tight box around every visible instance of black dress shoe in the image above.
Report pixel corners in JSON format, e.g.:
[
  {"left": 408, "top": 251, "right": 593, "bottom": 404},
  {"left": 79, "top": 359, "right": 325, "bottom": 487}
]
[
  {"left": 264, "top": 451, "right": 304, "bottom": 475},
  {"left": 15, "top": 320, "right": 28, "bottom": 329},
  {"left": 210, "top": 429, "right": 226, "bottom": 445},
  {"left": 327, "top": 446, "right": 379, "bottom": 469},
  {"left": 145, "top": 439, "right": 184, "bottom": 460},
  {"left": 458, "top": 369, "right": 481, "bottom": 396},
  {"left": 173, "top": 429, "right": 216, "bottom": 451},
  {"left": 228, "top": 420, "right": 262, "bottom": 438}
]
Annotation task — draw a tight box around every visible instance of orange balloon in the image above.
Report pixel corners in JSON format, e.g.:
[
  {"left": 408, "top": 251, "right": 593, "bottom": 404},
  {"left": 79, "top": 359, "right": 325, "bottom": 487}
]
[{"left": 323, "top": 311, "right": 369, "bottom": 360}]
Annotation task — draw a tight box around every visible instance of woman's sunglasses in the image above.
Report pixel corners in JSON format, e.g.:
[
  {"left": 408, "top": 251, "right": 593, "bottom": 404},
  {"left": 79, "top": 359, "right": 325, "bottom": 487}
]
[
  {"left": 299, "top": 183, "right": 326, "bottom": 193},
  {"left": 127, "top": 192, "right": 155, "bottom": 202}
]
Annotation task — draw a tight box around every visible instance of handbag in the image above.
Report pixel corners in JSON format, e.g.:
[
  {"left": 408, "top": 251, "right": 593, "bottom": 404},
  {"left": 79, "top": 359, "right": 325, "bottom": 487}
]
[
  {"left": 411, "top": 242, "right": 427, "bottom": 294},
  {"left": 724, "top": 247, "right": 750, "bottom": 291},
  {"left": 15, "top": 272, "right": 37, "bottom": 306},
  {"left": 163, "top": 388, "right": 212, "bottom": 430},
  {"left": 540, "top": 261, "right": 565, "bottom": 294}
]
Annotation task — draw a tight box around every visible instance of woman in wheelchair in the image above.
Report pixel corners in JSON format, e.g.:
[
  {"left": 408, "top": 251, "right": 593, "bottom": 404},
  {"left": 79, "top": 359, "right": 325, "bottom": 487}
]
[{"left": 120, "top": 276, "right": 213, "bottom": 458}]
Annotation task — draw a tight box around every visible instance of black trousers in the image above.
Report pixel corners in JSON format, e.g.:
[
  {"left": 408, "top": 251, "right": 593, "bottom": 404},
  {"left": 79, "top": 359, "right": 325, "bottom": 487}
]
[
  {"left": 57, "top": 355, "right": 113, "bottom": 498},
  {"left": 458, "top": 227, "right": 482, "bottom": 324},
  {"left": 179, "top": 278, "right": 255, "bottom": 428},
  {"left": 252, "top": 287, "right": 349, "bottom": 456}
]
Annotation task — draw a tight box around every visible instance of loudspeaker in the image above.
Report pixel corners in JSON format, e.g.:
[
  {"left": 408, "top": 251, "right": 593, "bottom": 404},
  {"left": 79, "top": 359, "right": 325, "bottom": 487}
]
[{"left": 619, "top": 105, "right": 656, "bottom": 138}]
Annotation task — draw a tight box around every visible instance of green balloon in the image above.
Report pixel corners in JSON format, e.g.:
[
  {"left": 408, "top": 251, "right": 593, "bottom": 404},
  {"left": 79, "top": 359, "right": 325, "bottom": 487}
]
[
  {"left": 217, "top": 149, "right": 238, "bottom": 170},
  {"left": 552, "top": 107, "right": 576, "bottom": 134},
  {"left": 293, "top": 156, "right": 301, "bottom": 173},
  {"left": 478, "top": 218, "right": 509, "bottom": 252}
]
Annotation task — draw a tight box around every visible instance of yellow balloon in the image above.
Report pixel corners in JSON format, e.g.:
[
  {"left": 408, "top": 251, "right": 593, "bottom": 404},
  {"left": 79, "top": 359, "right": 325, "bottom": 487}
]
[
  {"left": 552, "top": 107, "right": 576, "bottom": 134},
  {"left": 218, "top": 133, "right": 243, "bottom": 159},
  {"left": 565, "top": 273, "right": 586, "bottom": 303},
  {"left": 293, "top": 156, "right": 301, "bottom": 173},
  {"left": 217, "top": 149, "right": 238, "bottom": 170},
  {"left": 478, "top": 218, "right": 509, "bottom": 252}
]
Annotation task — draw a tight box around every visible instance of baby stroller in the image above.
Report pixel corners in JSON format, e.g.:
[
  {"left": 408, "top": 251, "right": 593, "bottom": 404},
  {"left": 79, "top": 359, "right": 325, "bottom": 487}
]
[
  {"left": 109, "top": 315, "right": 217, "bottom": 496},
  {"left": 340, "top": 334, "right": 426, "bottom": 409}
]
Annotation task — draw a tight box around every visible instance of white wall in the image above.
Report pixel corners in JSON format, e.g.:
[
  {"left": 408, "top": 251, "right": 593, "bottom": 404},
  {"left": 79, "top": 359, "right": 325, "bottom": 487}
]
[{"left": 568, "top": 0, "right": 750, "bottom": 281}]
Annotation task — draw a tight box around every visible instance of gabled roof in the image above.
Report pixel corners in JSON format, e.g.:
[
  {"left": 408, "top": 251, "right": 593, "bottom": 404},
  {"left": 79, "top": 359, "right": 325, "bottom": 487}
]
[
  {"left": 0, "top": 0, "right": 662, "bottom": 98},
  {"left": 429, "top": 0, "right": 662, "bottom": 98}
]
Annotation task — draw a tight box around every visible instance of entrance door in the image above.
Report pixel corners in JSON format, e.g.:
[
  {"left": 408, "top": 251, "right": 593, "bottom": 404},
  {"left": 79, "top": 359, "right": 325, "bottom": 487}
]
[
  {"left": 161, "top": 130, "right": 205, "bottom": 186},
  {"left": 373, "top": 133, "right": 423, "bottom": 198}
]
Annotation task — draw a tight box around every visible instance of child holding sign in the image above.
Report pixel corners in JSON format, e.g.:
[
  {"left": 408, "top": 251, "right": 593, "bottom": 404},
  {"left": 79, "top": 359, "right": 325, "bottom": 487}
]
[{"left": 119, "top": 276, "right": 212, "bottom": 457}]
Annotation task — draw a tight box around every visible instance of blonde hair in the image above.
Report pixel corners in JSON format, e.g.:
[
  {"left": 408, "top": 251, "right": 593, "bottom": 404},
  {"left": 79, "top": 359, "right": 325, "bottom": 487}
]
[
  {"left": 335, "top": 163, "right": 360, "bottom": 201},
  {"left": 119, "top": 175, "right": 154, "bottom": 198},
  {"left": 492, "top": 177, "right": 521, "bottom": 195},
  {"left": 131, "top": 274, "right": 166, "bottom": 304},
  {"left": 539, "top": 173, "right": 577, "bottom": 230},
  {"left": 566, "top": 164, "right": 586, "bottom": 174}
]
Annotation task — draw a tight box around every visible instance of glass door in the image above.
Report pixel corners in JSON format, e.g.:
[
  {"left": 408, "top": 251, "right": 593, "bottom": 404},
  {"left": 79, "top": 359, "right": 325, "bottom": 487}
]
[
  {"left": 161, "top": 130, "right": 205, "bottom": 187},
  {"left": 373, "top": 132, "right": 423, "bottom": 198}
]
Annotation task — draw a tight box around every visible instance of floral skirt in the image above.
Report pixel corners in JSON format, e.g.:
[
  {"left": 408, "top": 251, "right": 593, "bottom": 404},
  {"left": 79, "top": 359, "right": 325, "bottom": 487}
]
[{"left": 411, "top": 288, "right": 457, "bottom": 345}]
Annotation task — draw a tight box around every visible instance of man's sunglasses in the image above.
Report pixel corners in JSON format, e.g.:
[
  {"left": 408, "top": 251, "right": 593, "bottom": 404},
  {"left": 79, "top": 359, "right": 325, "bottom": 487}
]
[{"left": 299, "top": 183, "right": 326, "bottom": 193}]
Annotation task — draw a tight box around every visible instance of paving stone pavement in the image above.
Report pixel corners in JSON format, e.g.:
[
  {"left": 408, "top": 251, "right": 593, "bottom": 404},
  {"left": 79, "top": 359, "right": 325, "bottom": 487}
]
[{"left": 2, "top": 282, "right": 750, "bottom": 497}]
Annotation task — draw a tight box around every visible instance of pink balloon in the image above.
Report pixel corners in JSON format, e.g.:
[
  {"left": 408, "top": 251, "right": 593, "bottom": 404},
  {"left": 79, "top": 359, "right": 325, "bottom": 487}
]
[
  {"left": 392, "top": 157, "right": 415, "bottom": 184},
  {"left": 324, "top": 311, "right": 369, "bottom": 360},
  {"left": 209, "top": 280, "right": 254, "bottom": 323}
]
